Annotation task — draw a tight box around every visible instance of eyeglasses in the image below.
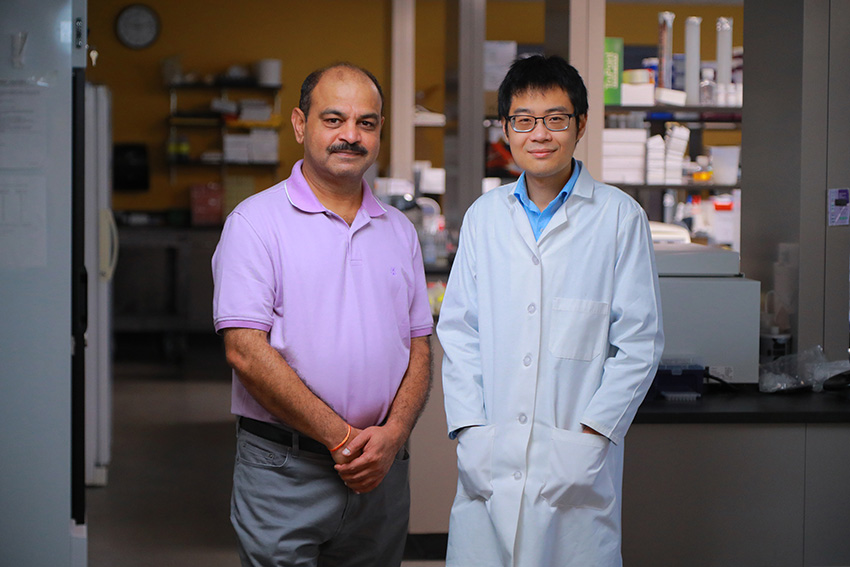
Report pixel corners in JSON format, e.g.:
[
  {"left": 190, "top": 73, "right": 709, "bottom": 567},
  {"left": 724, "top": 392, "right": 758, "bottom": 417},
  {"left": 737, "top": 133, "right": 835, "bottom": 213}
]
[{"left": 508, "top": 113, "right": 575, "bottom": 133}]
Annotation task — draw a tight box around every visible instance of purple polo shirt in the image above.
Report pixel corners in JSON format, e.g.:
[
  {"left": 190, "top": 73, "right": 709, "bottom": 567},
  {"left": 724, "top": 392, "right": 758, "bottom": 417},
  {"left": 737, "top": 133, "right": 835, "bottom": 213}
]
[{"left": 212, "top": 161, "right": 433, "bottom": 429}]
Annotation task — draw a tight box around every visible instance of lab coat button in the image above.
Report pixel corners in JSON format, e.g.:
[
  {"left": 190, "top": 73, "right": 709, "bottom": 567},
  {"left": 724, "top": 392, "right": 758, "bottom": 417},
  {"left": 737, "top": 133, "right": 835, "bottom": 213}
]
[
  {"left": 531, "top": 255, "right": 540, "bottom": 265},
  {"left": 513, "top": 471, "right": 523, "bottom": 480},
  {"left": 518, "top": 413, "right": 528, "bottom": 424},
  {"left": 522, "top": 354, "right": 532, "bottom": 366},
  {"left": 527, "top": 303, "right": 536, "bottom": 314}
]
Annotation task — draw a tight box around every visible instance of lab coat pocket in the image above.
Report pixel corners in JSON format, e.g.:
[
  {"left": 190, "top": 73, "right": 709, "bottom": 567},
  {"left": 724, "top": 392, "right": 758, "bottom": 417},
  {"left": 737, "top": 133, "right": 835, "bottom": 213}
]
[
  {"left": 548, "top": 298, "right": 609, "bottom": 361},
  {"left": 541, "top": 428, "right": 613, "bottom": 510},
  {"left": 456, "top": 425, "right": 496, "bottom": 501}
]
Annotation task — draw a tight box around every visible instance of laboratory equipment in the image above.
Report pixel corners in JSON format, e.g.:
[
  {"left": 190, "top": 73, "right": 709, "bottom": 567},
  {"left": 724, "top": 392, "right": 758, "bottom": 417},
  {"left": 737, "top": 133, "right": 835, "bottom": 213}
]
[{"left": 654, "top": 242, "right": 760, "bottom": 382}]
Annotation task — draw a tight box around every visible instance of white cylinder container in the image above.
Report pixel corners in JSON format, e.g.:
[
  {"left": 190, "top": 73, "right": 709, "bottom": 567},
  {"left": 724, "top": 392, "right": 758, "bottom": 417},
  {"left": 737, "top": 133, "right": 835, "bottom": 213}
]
[
  {"left": 716, "top": 17, "right": 733, "bottom": 87},
  {"left": 685, "top": 17, "right": 702, "bottom": 106},
  {"left": 253, "top": 59, "right": 282, "bottom": 87},
  {"left": 657, "top": 12, "right": 676, "bottom": 89}
]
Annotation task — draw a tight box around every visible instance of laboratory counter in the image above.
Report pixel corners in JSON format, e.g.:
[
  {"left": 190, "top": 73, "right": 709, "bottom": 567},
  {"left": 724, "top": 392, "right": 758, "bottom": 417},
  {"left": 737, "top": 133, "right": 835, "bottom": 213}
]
[
  {"left": 624, "top": 381, "right": 850, "bottom": 566},
  {"left": 634, "top": 382, "right": 850, "bottom": 424}
]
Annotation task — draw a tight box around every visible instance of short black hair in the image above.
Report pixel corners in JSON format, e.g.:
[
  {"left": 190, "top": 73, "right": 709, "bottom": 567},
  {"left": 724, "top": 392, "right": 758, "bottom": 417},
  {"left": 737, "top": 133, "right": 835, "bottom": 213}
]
[
  {"left": 298, "top": 62, "right": 384, "bottom": 117},
  {"left": 497, "top": 55, "right": 588, "bottom": 121}
]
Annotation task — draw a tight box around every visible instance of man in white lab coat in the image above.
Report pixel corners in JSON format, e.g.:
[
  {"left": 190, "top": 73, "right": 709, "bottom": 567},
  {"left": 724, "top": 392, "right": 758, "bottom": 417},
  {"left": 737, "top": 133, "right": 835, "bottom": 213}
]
[{"left": 437, "top": 55, "right": 664, "bottom": 566}]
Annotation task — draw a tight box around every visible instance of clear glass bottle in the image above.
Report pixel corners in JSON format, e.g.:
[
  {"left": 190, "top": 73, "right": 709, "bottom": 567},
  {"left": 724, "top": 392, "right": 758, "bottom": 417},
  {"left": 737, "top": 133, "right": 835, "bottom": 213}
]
[{"left": 699, "top": 68, "right": 717, "bottom": 106}]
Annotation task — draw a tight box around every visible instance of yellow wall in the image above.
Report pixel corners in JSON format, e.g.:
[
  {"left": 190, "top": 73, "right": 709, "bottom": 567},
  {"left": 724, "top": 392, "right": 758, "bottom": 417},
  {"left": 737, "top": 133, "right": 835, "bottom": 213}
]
[
  {"left": 487, "top": 2, "right": 545, "bottom": 43},
  {"left": 89, "top": 0, "right": 393, "bottom": 211}
]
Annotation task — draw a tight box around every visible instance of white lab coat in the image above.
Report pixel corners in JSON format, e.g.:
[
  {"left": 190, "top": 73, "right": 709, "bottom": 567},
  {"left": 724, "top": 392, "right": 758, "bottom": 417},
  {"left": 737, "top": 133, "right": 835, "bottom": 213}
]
[{"left": 437, "top": 164, "right": 664, "bottom": 567}]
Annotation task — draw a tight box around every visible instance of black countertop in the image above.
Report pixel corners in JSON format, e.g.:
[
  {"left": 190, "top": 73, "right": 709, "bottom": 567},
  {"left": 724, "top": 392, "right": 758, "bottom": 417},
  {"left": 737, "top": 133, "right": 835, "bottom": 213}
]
[{"left": 635, "top": 383, "right": 850, "bottom": 424}]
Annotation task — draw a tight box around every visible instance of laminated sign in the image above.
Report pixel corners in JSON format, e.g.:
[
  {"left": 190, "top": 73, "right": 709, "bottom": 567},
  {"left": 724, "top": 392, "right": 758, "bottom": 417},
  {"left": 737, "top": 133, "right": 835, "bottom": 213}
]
[{"left": 828, "top": 188, "right": 849, "bottom": 226}]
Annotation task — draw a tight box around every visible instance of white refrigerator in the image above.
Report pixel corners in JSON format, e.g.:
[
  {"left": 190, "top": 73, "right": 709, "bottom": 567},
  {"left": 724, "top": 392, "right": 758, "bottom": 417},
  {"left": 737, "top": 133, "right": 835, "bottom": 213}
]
[
  {"left": 84, "top": 82, "right": 117, "bottom": 487},
  {"left": 1, "top": 0, "right": 89, "bottom": 564}
]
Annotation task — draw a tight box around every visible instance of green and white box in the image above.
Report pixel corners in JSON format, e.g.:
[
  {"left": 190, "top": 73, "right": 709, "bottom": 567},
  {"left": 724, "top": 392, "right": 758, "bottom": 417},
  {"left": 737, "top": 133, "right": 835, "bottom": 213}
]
[{"left": 604, "top": 37, "right": 624, "bottom": 105}]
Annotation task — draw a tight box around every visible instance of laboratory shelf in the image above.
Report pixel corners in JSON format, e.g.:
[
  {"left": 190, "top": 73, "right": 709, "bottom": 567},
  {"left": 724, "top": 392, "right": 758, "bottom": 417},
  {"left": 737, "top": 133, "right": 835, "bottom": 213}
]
[
  {"left": 619, "top": 183, "right": 739, "bottom": 192},
  {"left": 605, "top": 104, "right": 742, "bottom": 116},
  {"left": 166, "top": 158, "right": 279, "bottom": 167}
]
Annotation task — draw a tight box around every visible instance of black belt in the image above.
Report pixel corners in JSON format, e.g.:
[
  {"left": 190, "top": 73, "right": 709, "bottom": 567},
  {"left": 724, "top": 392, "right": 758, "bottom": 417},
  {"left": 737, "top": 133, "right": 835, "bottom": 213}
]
[{"left": 239, "top": 417, "right": 331, "bottom": 457}]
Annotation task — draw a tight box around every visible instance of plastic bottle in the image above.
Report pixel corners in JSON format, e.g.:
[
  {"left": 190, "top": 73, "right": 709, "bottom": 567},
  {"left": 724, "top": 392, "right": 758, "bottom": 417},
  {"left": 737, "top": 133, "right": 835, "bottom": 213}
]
[
  {"left": 692, "top": 155, "right": 713, "bottom": 182},
  {"left": 663, "top": 190, "right": 677, "bottom": 224},
  {"left": 699, "top": 68, "right": 717, "bottom": 106}
]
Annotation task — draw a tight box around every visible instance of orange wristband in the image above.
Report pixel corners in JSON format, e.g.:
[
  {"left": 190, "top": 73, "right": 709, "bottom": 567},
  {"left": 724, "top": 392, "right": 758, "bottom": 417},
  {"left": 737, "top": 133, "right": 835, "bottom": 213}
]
[{"left": 330, "top": 424, "right": 352, "bottom": 453}]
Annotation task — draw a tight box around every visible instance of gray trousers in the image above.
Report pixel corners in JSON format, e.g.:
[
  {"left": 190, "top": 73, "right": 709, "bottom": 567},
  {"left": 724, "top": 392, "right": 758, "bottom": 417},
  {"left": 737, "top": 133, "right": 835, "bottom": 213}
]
[{"left": 231, "top": 424, "right": 410, "bottom": 567}]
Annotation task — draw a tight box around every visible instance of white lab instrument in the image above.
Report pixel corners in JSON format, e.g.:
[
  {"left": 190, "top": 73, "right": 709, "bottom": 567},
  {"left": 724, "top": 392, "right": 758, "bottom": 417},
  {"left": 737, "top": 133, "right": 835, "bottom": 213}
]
[{"left": 654, "top": 242, "right": 760, "bottom": 382}]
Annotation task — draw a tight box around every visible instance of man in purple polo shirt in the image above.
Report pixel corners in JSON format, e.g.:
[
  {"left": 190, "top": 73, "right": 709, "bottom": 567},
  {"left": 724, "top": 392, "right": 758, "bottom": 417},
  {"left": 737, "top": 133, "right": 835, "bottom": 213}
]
[{"left": 212, "top": 62, "right": 433, "bottom": 567}]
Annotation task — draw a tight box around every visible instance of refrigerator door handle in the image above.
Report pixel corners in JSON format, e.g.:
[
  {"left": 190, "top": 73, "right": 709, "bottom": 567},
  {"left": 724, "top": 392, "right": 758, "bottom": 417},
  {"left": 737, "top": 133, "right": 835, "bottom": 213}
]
[{"left": 100, "top": 208, "right": 119, "bottom": 281}]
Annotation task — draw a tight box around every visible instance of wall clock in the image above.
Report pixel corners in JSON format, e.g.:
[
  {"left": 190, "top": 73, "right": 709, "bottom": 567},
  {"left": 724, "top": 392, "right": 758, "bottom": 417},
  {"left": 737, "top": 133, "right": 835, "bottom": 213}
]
[{"left": 115, "top": 4, "right": 160, "bottom": 49}]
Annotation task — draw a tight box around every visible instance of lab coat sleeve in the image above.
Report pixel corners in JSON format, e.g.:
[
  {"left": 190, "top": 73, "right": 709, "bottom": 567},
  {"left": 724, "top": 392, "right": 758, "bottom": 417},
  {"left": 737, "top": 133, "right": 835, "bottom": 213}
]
[
  {"left": 436, "top": 208, "right": 486, "bottom": 439},
  {"left": 580, "top": 206, "right": 664, "bottom": 445}
]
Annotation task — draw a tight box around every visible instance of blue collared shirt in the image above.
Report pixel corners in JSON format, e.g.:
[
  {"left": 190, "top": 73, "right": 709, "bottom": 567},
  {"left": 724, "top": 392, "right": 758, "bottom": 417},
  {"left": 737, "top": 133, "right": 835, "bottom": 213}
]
[{"left": 513, "top": 159, "right": 582, "bottom": 240}]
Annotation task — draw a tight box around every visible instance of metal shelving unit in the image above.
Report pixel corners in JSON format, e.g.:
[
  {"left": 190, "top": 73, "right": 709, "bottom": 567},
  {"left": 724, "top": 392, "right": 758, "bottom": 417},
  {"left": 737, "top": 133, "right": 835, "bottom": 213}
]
[{"left": 167, "top": 82, "right": 282, "bottom": 183}]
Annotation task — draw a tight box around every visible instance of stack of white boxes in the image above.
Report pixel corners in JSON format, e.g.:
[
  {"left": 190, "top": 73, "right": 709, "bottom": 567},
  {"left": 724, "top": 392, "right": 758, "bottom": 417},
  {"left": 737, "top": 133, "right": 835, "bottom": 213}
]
[
  {"left": 601, "top": 128, "right": 648, "bottom": 185},
  {"left": 239, "top": 99, "right": 273, "bottom": 122},
  {"left": 223, "top": 133, "right": 251, "bottom": 164},
  {"left": 664, "top": 125, "right": 690, "bottom": 185},
  {"left": 645, "top": 135, "right": 666, "bottom": 185},
  {"left": 621, "top": 69, "right": 655, "bottom": 106},
  {"left": 223, "top": 130, "right": 279, "bottom": 164},
  {"left": 249, "top": 129, "right": 279, "bottom": 164}
]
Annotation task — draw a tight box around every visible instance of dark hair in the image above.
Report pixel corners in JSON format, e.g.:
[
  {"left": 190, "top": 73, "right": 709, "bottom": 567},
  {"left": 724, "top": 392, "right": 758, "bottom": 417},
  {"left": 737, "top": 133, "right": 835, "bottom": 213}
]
[
  {"left": 497, "top": 54, "right": 588, "bottom": 121},
  {"left": 299, "top": 62, "right": 384, "bottom": 117}
]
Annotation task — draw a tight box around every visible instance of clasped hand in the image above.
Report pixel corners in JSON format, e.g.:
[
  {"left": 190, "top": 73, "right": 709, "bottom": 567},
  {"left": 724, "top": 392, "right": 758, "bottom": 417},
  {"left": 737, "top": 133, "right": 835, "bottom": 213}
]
[{"left": 332, "top": 424, "right": 404, "bottom": 494}]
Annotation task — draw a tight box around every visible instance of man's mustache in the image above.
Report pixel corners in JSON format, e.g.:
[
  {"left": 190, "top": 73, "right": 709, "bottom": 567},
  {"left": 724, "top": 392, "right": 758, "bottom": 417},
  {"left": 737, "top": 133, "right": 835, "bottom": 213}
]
[{"left": 328, "top": 142, "right": 368, "bottom": 155}]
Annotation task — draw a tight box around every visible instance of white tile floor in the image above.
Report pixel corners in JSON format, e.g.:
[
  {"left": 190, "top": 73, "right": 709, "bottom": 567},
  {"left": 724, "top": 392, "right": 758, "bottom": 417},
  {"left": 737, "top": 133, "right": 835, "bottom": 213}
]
[{"left": 86, "top": 337, "right": 444, "bottom": 566}]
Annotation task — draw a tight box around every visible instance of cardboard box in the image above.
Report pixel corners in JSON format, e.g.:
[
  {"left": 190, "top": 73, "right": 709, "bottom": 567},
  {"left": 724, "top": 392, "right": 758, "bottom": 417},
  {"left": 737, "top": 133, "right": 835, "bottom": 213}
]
[
  {"left": 190, "top": 183, "right": 223, "bottom": 226},
  {"left": 655, "top": 87, "right": 687, "bottom": 106},
  {"left": 602, "top": 142, "right": 647, "bottom": 157},
  {"left": 603, "top": 156, "right": 645, "bottom": 170},
  {"left": 623, "top": 68, "right": 653, "bottom": 84},
  {"left": 603, "top": 37, "right": 624, "bottom": 105},
  {"left": 602, "top": 168, "right": 645, "bottom": 184},
  {"left": 621, "top": 83, "right": 655, "bottom": 106},
  {"left": 602, "top": 128, "right": 648, "bottom": 143}
]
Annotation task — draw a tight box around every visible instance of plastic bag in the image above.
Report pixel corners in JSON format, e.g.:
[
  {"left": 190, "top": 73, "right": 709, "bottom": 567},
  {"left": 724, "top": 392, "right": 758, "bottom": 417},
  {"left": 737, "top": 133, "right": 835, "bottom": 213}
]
[{"left": 758, "top": 345, "right": 830, "bottom": 393}]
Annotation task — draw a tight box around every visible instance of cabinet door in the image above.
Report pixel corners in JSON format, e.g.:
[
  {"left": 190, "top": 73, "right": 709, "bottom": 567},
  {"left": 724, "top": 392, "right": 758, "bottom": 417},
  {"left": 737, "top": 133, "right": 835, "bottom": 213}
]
[
  {"left": 186, "top": 230, "right": 220, "bottom": 332},
  {"left": 823, "top": 0, "right": 850, "bottom": 360},
  {"left": 622, "top": 424, "right": 806, "bottom": 566},
  {"left": 804, "top": 425, "right": 850, "bottom": 566}
]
